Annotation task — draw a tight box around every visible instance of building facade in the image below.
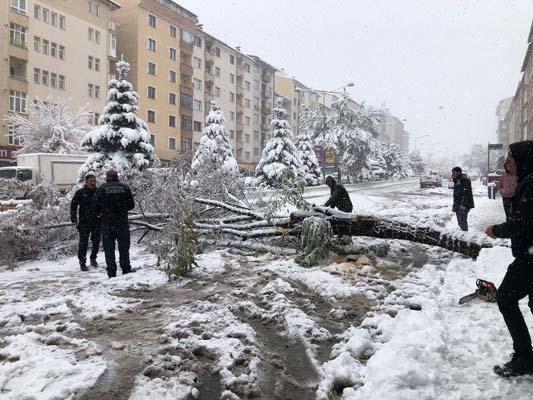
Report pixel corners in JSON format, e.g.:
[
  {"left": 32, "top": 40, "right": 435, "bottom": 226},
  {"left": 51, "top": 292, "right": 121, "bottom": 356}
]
[{"left": 1, "top": 0, "right": 118, "bottom": 165}]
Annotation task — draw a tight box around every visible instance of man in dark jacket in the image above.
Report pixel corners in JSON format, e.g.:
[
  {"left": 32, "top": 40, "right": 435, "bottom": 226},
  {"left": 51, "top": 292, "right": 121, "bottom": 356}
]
[
  {"left": 94, "top": 169, "right": 135, "bottom": 278},
  {"left": 71, "top": 173, "right": 101, "bottom": 271},
  {"left": 324, "top": 176, "right": 353, "bottom": 213},
  {"left": 486, "top": 140, "right": 533, "bottom": 377},
  {"left": 451, "top": 167, "right": 474, "bottom": 231}
]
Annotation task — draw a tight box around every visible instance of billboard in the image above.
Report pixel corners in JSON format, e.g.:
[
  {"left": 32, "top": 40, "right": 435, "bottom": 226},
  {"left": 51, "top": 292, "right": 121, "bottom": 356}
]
[{"left": 325, "top": 147, "right": 336, "bottom": 168}]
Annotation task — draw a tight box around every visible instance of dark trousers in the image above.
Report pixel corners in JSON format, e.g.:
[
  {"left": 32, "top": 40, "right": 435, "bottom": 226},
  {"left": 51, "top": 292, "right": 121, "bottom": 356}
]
[
  {"left": 77, "top": 224, "right": 101, "bottom": 265},
  {"left": 102, "top": 223, "right": 131, "bottom": 277},
  {"left": 456, "top": 208, "right": 470, "bottom": 231},
  {"left": 503, "top": 198, "right": 512, "bottom": 220},
  {"left": 496, "top": 257, "right": 533, "bottom": 356}
]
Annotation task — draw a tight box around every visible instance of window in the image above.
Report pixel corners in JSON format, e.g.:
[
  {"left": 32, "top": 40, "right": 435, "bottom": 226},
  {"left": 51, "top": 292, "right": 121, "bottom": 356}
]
[
  {"left": 8, "top": 125, "right": 21, "bottom": 146},
  {"left": 245, "top": 134, "right": 250, "bottom": 143},
  {"left": 254, "top": 147, "right": 259, "bottom": 157},
  {"left": 95, "top": 30, "right": 100, "bottom": 45},
  {"left": 148, "top": 14, "right": 156, "bottom": 28},
  {"left": 194, "top": 35, "right": 202, "bottom": 47},
  {"left": 193, "top": 100, "right": 202, "bottom": 111},
  {"left": 88, "top": 83, "right": 94, "bottom": 97},
  {"left": 245, "top": 98, "right": 250, "bottom": 108},
  {"left": 95, "top": 58, "right": 100, "bottom": 71},
  {"left": 245, "top": 81, "right": 251, "bottom": 90},
  {"left": 181, "top": 137, "right": 192, "bottom": 151},
  {"left": 11, "top": 0, "right": 26, "bottom": 14},
  {"left": 88, "top": 28, "right": 94, "bottom": 41},
  {"left": 58, "top": 75, "right": 65, "bottom": 90},
  {"left": 88, "top": 56, "right": 93, "bottom": 69},
  {"left": 9, "top": 90, "right": 26, "bottom": 113},
  {"left": 169, "top": 92, "right": 176, "bottom": 105},
  {"left": 9, "top": 23, "right": 27, "bottom": 48},
  {"left": 180, "top": 93, "right": 193, "bottom": 110},
  {"left": 109, "top": 31, "right": 116, "bottom": 54},
  {"left": 94, "top": 113, "right": 100, "bottom": 125},
  {"left": 194, "top": 121, "right": 202, "bottom": 132},
  {"left": 169, "top": 47, "right": 176, "bottom": 61},
  {"left": 230, "top": 54, "right": 235, "bottom": 65},
  {"left": 51, "top": 42, "right": 57, "bottom": 58},
  {"left": 41, "top": 70, "right": 48, "bottom": 86},
  {"left": 42, "top": 39, "right": 49, "bottom": 55},
  {"left": 148, "top": 62, "right": 156, "bottom": 75},
  {"left": 193, "top": 57, "right": 202, "bottom": 69},
  {"left": 95, "top": 85, "right": 100, "bottom": 98},
  {"left": 181, "top": 115, "right": 193, "bottom": 131},
  {"left": 148, "top": 86, "right": 156, "bottom": 99},
  {"left": 34, "top": 36, "right": 41, "bottom": 52},
  {"left": 168, "top": 115, "right": 176, "bottom": 127},
  {"left": 215, "top": 67, "right": 221, "bottom": 77},
  {"left": 230, "top": 111, "right": 235, "bottom": 121},
  {"left": 181, "top": 29, "right": 194, "bottom": 44},
  {"left": 169, "top": 137, "right": 176, "bottom": 150},
  {"left": 59, "top": 45, "right": 65, "bottom": 60},
  {"left": 245, "top": 116, "right": 250, "bottom": 126},
  {"left": 88, "top": 1, "right": 99, "bottom": 16},
  {"left": 229, "top": 92, "right": 235, "bottom": 103},
  {"left": 244, "top": 63, "right": 251, "bottom": 73},
  {"left": 33, "top": 68, "right": 40, "bottom": 84},
  {"left": 147, "top": 110, "right": 156, "bottom": 123},
  {"left": 150, "top": 135, "right": 155, "bottom": 146},
  {"left": 229, "top": 130, "right": 235, "bottom": 138},
  {"left": 34, "top": 4, "right": 40, "bottom": 19},
  {"left": 170, "top": 25, "right": 177, "bottom": 38},
  {"left": 43, "top": 8, "right": 49, "bottom": 23},
  {"left": 51, "top": 73, "right": 57, "bottom": 88},
  {"left": 59, "top": 15, "right": 65, "bottom": 30},
  {"left": 214, "top": 47, "right": 220, "bottom": 57},
  {"left": 51, "top": 12, "right": 57, "bottom": 27},
  {"left": 169, "top": 69, "right": 176, "bottom": 83},
  {"left": 193, "top": 79, "right": 202, "bottom": 90},
  {"left": 230, "top": 73, "right": 235, "bottom": 83},
  {"left": 148, "top": 38, "right": 156, "bottom": 52},
  {"left": 215, "top": 87, "right": 220, "bottom": 97}
]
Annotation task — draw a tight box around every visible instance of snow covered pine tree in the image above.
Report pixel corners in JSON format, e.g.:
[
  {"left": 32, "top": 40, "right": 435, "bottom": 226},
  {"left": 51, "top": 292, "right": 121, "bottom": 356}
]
[
  {"left": 296, "top": 108, "right": 323, "bottom": 186},
  {"left": 79, "top": 58, "right": 155, "bottom": 180},
  {"left": 256, "top": 97, "right": 306, "bottom": 187},
  {"left": 187, "top": 101, "right": 239, "bottom": 194}
]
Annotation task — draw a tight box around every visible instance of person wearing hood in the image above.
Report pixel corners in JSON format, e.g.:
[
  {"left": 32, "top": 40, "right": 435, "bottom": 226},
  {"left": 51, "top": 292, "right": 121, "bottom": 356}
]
[
  {"left": 496, "top": 160, "right": 518, "bottom": 219},
  {"left": 324, "top": 176, "right": 353, "bottom": 213},
  {"left": 451, "top": 166, "right": 475, "bottom": 231},
  {"left": 486, "top": 140, "right": 533, "bottom": 377}
]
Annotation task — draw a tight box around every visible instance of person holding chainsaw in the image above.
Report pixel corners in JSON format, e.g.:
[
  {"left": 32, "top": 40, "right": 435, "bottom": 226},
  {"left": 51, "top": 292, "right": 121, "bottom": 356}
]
[{"left": 486, "top": 140, "right": 533, "bottom": 377}]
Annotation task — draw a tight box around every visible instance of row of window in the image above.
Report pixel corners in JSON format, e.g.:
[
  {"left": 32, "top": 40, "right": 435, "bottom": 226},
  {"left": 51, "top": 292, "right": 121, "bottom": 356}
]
[
  {"left": 34, "top": 4, "right": 66, "bottom": 30},
  {"left": 88, "top": 56, "right": 101, "bottom": 71},
  {"left": 34, "top": 37, "right": 65, "bottom": 60},
  {"left": 88, "top": 1, "right": 101, "bottom": 17},
  {"left": 88, "top": 28, "right": 102, "bottom": 45},
  {"left": 88, "top": 83, "right": 101, "bottom": 99},
  {"left": 33, "top": 69, "right": 66, "bottom": 90},
  {"left": 10, "top": 0, "right": 26, "bottom": 14},
  {"left": 9, "top": 23, "right": 27, "bottom": 48},
  {"left": 147, "top": 14, "right": 202, "bottom": 46}
]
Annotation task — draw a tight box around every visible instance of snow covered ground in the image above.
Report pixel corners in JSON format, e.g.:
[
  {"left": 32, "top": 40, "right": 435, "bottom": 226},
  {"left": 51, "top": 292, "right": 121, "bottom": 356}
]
[{"left": 1, "top": 180, "right": 531, "bottom": 399}]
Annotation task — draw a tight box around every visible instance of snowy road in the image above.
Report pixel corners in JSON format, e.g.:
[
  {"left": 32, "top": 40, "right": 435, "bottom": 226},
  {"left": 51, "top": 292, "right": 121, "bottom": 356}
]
[{"left": 1, "top": 182, "right": 533, "bottom": 399}]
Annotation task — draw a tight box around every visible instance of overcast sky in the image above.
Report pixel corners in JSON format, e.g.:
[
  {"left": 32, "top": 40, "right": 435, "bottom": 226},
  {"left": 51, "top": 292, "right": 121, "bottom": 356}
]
[{"left": 177, "top": 0, "right": 532, "bottom": 157}]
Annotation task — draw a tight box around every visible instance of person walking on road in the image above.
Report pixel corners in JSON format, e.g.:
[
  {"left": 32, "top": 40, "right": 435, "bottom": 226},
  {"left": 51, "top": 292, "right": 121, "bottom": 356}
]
[
  {"left": 95, "top": 169, "right": 135, "bottom": 278},
  {"left": 452, "top": 167, "right": 474, "bottom": 231},
  {"left": 70, "top": 173, "right": 101, "bottom": 271},
  {"left": 497, "top": 161, "right": 518, "bottom": 220},
  {"left": 324, "top": 176, "right": 353, "bottom": 213},
  {"left": 486, "top": 141, "right": 533, "bottom": 377}
]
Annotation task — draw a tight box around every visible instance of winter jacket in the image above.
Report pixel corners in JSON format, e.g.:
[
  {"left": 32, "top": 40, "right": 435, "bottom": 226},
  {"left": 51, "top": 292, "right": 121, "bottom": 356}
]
[
  {"left": 493, "top": 140, "right": 533, "bottom": 257},
  {"left": 70, "top": 186, "right": 100, "bottom": 227},
  {"left": 325, "top": 184, "right": 353, "bottom": 213},
  {"left": 497, "top": 173, "right": 518, "bottom": 199},
  {"left": 453, "top": 175, "right": 474, "bottom": 210},
  {"left": 94, "top": 180, "right": 135, "bottom": 225}
]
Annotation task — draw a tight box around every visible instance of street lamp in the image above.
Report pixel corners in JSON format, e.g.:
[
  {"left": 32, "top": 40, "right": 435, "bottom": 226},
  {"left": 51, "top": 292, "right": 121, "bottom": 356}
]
[{"left": 414, "top": 134, "right": 430, "bottom": 152}]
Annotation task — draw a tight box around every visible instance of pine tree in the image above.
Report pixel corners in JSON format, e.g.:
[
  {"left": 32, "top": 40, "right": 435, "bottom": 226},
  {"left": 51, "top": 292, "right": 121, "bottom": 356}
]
[
  {"left": 256, "top": 98, "right": 306, "bottom": 187},
  {"left": 5, "top": 98, "right": 91, "bottom": 155},
  {"left": 409, "top": 150, "right": 425, "bottom": 175},
  {"left": 79, "top": 59, "right": 155, "bottom": 180},
  {"left": 188, "top": 101, "right": 238, "bottom": 184},
  {"left": 295, "top": 114, "right": 323, "bottom": 186}
]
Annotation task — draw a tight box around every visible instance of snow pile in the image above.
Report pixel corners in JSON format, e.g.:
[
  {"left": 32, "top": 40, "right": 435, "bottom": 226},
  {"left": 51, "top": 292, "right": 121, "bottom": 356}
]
[{"left": 79, "top": 59, "right": 156, "bottom": 180}]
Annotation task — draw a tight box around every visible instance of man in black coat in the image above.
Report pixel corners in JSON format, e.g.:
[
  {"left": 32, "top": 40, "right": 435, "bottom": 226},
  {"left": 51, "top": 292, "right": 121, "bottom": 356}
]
[
  {"left": 486, "top": 140, "right": 533, "bottom": 377},
  {"left": 451, "top": 166, "right": 474, "bottom": 231},
  {"left": 324, "top": 176, "right": 353, "bottom": 213},
  {"left": 94, "top": 169, "right": 135, "bottom": 278},
  {"left": 71, "top": 173, "right": 101, "bottom": 271}
]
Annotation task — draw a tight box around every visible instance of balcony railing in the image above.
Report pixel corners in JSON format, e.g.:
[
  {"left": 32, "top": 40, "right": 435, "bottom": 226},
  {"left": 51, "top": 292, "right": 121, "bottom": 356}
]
[
  {"left": 9, "top": 74, "right": 27, "bottom": 82},
  {"left": 180, "top": 41, "right": 193, "bottom": 54},
  {"left": 10, "top": 39, "right": 27, "bottom": 49}
]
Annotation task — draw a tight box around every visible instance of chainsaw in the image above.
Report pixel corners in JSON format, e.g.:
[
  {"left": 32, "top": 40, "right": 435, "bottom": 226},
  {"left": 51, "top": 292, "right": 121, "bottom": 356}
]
[{"left": 458, "top": 279, "right": 498, "bottom": 305}]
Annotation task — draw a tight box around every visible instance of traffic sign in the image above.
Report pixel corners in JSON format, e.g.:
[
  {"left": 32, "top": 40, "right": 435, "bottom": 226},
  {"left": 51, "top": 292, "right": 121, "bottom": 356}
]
[{"left": 488, "top": 143, "right": 504, "bottom": 150}]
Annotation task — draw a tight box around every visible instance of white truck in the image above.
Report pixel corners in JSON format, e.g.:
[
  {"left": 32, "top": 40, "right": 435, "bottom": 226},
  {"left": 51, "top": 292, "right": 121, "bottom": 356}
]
[
  {"left": 0, "top": 153, "right": 87, "bottom": 198},
  {"left": 419, "top": 171, "right": 442, "bottom": 188}
]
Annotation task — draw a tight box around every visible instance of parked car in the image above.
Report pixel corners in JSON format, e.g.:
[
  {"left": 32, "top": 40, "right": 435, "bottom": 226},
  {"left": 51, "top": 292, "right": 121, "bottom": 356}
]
[{"left": 420, "top": 171, "right": 442, "bottom": 188}]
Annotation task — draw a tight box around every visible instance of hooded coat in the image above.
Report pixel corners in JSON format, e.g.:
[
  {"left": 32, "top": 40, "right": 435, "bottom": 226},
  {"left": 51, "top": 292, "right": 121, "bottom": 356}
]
[{"left": 493, "top": 140, "right": 533, "bottom": 257}]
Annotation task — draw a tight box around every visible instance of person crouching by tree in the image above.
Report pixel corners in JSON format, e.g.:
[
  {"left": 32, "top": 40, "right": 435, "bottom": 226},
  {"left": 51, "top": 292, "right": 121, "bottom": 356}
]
[
  {"left": 94, "top": 169, "right": 135, "bottom": 278},
  {"left": 486, "top": 141, "right": 533, "bottom": 377},
  {"left": 70, "top": 173, "right": 101, "bottom": 271},
  {"left": 451, "top": 166, "right": 474, "bottom": 231},
  {"left": 496, "top": 159, "right": 518, "bottom": 220},
  {"left": 324, "top": 176, "right": 353, "bottom": 213}
]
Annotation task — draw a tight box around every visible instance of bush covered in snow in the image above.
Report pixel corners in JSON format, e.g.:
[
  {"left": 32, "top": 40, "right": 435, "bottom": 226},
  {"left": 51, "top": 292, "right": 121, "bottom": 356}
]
[{"left": 79, "top": 59, "right": 156, "bottom": 181}]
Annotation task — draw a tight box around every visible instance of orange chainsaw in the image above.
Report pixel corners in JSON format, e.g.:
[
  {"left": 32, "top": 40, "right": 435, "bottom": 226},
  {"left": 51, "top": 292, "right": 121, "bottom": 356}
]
[{"left": 458, "top": 279, "right": 497, "bottom": 305}]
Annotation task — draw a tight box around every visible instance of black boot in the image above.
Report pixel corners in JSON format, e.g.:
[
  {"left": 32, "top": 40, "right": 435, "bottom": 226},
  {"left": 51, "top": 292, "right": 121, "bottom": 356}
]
[
  {"left": 90, "top": 259, "right": 98, "bottom": 268},
  {"left": 80, "top": 260, "right": 89, "bottom": 272},
  {"left": 494, "top": 353, "right": 533, "bottom": 377}
]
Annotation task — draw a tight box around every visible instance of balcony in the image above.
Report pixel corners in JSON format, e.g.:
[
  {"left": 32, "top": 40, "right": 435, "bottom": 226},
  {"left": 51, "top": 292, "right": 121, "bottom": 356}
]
[
  {"left": 180, "top": 63, "right": 193, "bottom": 76},
  {"left": 179, "top": 84, "right": 193, "bottom": 97},
  {"left": 180, "top": 40, "right": 193, "bottom": 54},
  {"left": 262, "top": 71, "right": 272, "bottom": 83}
]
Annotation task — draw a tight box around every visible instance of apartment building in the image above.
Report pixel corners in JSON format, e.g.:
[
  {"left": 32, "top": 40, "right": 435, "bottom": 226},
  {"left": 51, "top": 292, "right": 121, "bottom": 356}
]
[
  {"left": 235, "top": 51, "right": 255, "bottom": 170},
  {"left": 496, "top": 97, "right": 512, "bottom": 146},
  {"left": 111, "top": 0, "right": 199, "bottom": 162},
  {"left": 0, "top": 0, "right": 119, "bottom": 165}
]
